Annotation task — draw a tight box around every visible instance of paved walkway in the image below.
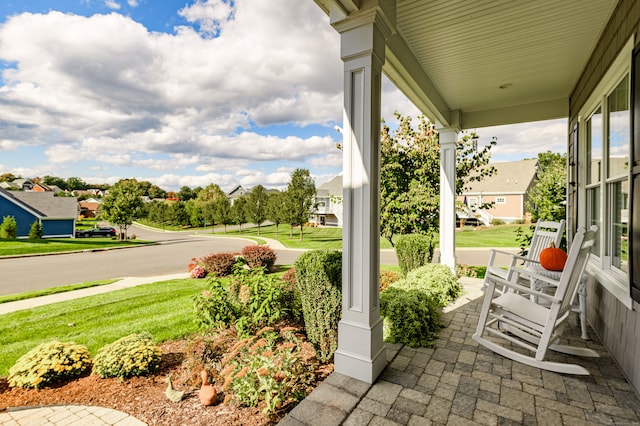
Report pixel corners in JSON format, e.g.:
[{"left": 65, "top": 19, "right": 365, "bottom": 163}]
[
  {"left": 0, "top": 405, "right": 146, "bottom": 425},
  {"left": 281, "top": 278, "right": 640, "bottom": 425}
]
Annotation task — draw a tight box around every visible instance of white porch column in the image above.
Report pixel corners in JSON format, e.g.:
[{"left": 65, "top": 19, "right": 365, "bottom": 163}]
[
  {"left": 438, "top": 127, "right": 458, "bottom": 272},
  {"left": 332, "top": 4, "right": 393, "bottom": 384}
]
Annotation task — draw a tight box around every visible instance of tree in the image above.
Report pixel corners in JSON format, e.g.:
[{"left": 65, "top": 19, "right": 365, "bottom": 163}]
[
  {"left": 286, "top": 169, "right": 316, "bottom": 241},
  {"left": 379, "top": 113, "right": 496, "bottom": 245},
  {"left": 0, "top": 216, "right": 17, "bottom": 239},
  {"left": 0, "top": 173, "right": 19, "bottom": 182},
  {"left": 101, "top": 179, "right": 144, "bottom": 240},
  {"left": 201, "top": 199, "right": 217, "bottom": 232},
  {"left": 246, "top": 185, "right": 268, "bottom": 235},
  {"left": 517, "top": 151, "right": 568, "bottom": 252},
  {"left": 231, "top": 196, "right": 248, "bottom": 232},
  {"left": 214, "top": 197, "right": 232, "bottom": 233},
  {"left": 178, "top": 186, "right": 196, "bottom": 201},
  {"left": 185, "top": 199, "right": 205, "bottom": 228},
  {"left": 196, "top": 184, "right": 226, "bottom": 203},
  {"left": 168, "top": 201, "right": 189, "bottom": 226},
  {"left": 266, "top": 191, "right": 287, "bottom": 237},
  {"left": 66, "top": 176, "right": 88, "bottom": 190},
  {"left": 29, "top": 221, "right": 43, "bottom": 239}
]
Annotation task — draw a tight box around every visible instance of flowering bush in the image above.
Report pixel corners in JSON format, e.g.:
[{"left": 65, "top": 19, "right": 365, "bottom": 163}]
[
  {"left": 200, "top": 252, "right": 237, "bottom": 277},
  {"left": 241, "top": 245, "right": 277, "bottom": 270},
  {"left": 220, "top": 327, "right": 318, "bottom": 415},
  {"left": 188, "top": 257, "right": 199, "bottom": 272},
  {"left": 92, "top": 332, "right": 162, "bottom": 378},
  {"left": 8, "top": 341, "right": 91, "bottom": 388},
  {"left": 191, "top": 265, "right": 206, "bottom": 278}
]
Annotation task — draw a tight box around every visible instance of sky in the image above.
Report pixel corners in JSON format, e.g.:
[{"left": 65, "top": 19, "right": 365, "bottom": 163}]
[{"left": 0, "top": 0, "right": 567, "bottom": 192}]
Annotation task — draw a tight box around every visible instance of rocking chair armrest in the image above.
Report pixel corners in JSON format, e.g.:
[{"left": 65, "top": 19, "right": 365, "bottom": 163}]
[{"left": 487, "top": 274, "right": 562, "bottom": 303}]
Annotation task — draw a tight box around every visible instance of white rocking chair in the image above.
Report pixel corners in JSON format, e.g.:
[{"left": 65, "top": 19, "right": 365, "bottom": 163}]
[
  {"left": 482, "top": 220, "right": 565, "bottom": 292},
  {"left": 472, "top": 226, "right": 599, "bottom": 375}
]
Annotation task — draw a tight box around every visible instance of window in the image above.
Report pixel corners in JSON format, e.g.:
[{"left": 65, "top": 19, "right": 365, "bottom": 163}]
[
  {"left": 496, "top": 197, "right": 506, "bottom": 204},
  {"left": 579, "top": 38, "right": 633, "bottom": 307}
]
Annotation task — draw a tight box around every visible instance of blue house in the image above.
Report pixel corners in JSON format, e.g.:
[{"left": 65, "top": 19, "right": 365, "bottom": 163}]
[{"left": 0, "top": 188, "right": 78, "bottom": 238}]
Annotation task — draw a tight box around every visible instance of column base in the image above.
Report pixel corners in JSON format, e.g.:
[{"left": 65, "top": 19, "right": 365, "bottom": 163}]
[{"left": 333, "top": 317, "right": 387, "bottom": 384}]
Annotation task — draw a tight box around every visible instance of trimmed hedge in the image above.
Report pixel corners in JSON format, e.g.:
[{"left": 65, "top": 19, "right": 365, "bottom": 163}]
[
  {"left": 401, "top": 263, "right": 463, "bottom": 307},
  {"left": 242, "top": 245, "right": 277, "bottom": 270},
  {"left": 395, "top": 233, "right": 434, "bottom": 276},
  {"left": 293, "top": 250, "right": 342, "bottom": 362},
  {"left": 200, "top": 252, "right": 237, "bottom": 277}
]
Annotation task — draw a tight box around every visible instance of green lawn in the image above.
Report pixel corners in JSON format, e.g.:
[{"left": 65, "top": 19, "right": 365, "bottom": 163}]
[
  {"left": 0, "top": 278, "right": 206, "bottom": 376},
  {"left": 0, "top": 279, "right": 118, "bottom": 304},
  {"left": 0, "top": 238, "right": 151, "bottom": 256},
  {"left": 219, "top": 224, "right": 526, "bottom": 250}
]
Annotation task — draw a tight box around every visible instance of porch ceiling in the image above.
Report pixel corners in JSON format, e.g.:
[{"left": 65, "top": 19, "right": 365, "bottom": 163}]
[{"left": 315, "top": 0, "right": 618, "bottom": 129}]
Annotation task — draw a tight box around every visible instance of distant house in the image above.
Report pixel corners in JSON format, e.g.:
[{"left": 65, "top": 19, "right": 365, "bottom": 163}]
[
  {"left": 0, "top": 179, "right": 35, "bottom": 191},
  {"left": 0, "top": 188, "right": 78, "bottom": 238},
  {"left": 458, "top": 159, "right": 539, "bottom": 225},
  {"left": 79, "top": 198, "right": 102, "bottom": 218},
  {"left": 227, "top": 185, "right": 248, "bottom": 205},
  {"left": 311, "top": 175, "right": 343, "bottom": 227}
]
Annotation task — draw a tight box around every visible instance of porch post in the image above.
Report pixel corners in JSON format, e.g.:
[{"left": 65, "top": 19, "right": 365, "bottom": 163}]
[
  {"left": 438, "top": 127, "right": 458, "bottom": 271},
  {"left": 332, "top": 4, "right": 393, "bottom": 384}
]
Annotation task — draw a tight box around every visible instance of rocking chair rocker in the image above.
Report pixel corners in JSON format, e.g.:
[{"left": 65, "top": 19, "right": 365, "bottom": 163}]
[{"left": 472, "top": 225, "right": 598, "bottom": 375}]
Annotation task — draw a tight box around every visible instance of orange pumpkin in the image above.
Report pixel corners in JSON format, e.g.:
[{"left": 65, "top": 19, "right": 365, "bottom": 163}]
[{"left": 539, "top": 242, "right": 567, "bottom": 271}]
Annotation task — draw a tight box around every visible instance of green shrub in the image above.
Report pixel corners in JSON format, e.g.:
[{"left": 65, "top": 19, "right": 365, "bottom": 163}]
[
  {"left": 380, "top": 287, "right": 441, "bottom": 347},
  {"left": 92, "top": 332, "right": 162, "bottom": 378},
  {"left": 28, "top": 221, "right": 43, "bottom": 239},
  {"left": 399, "top": 264, "right": 463, "bottom": 307},
  {"left": 193, "top": 269, "right": 296, "bottom": 336},
  {"left": 8, "top": 341, "right": 91, "bottom": 388},
  {"left": 0, "top": 215, "right": 17, "bottom": 239},
  {"left": 200, "top": 252, "right": 237, "bottom": 277},
  {"left": 395, "top": 233, "right": 434, "bottom": 276},
  {"left": 490, "top": 218, "right": 506, "bottom": 225},
  {"left": 241, "top": 245, "right": 277, "bottom": 270},
  {"left": 220, "top": 327, "right": 318, "bottom": 415},
  {"left": 294, "top": 250, "right": 342, "bottom": 363}
]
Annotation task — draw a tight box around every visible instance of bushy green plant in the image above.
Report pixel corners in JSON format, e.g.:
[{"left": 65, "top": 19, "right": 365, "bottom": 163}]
[
  {"left": 220, "top": 327, "right": 317, "bottom": 415},
  {"left": 399, "top": 264, "right": 463, "bottom": 307},
  {"left": 395, "top": 233, "right": 434, "bottom": 276},
  {"left": 293, "top": 250, "right": 342, "bottom": 362},
  {"left": 0, "top": 215, "right": 17, "bottom": 239},
  {"left": 8, "top": 341, "right": 91, "bottom": 388},
  {"left": 490, "top": 218, "right": 506, "bottom": 225},
  {"left": 92, "top": 332, "right": 162, "bottom": 378},
  {"left": 28, "top": 221, "right": 43, "bottom": 239},
  {"left": 193, "top": 269, "right": 296, "bottom": 336},
  {"left": 241, "top": 245, "right": 277, "bottom": 270},
  {"left": 380, "top": 287, "right": 441, "bottom": 347},
  {"left": 200, "top": 252, "right": 237, "bottom": 277}
]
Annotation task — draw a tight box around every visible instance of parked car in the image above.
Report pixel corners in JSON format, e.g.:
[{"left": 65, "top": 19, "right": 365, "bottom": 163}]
[{"left": 75, "top": 227, "right": 117, "bottom": 238}]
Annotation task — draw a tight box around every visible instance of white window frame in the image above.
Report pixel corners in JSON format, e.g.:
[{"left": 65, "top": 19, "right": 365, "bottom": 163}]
[{"left": 578, "top": 37, "right": 634, "bottom": 309}]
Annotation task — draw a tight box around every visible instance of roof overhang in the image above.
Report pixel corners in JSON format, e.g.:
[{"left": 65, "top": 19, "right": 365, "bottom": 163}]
[{"left": 314, "top": 0, "right": 618, "bottom": 129}]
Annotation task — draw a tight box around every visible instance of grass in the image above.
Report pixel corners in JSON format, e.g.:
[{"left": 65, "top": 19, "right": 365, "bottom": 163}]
[
  {"left": 0, "top": 279, "right": 118, "bottom": 304},
  {"left": 0, "top": 278, "right": 207, "bottom": 376},
  {"left": 0, "top": 238, "right": 151, "bottom": 256},
  {"left": 220, "top": 224, "right": 526, "bottom": 250}
]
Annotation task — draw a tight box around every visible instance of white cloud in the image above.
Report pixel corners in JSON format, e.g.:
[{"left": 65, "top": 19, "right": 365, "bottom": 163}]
[
  {"left": 127, "top": 0, "right": 139, "bottom": 6},
  {"left": 104, "top": 1, "right": 121, "bottom": 10},
  {"left": 0, "top": 1, "right": 342, "bottom": 187}
]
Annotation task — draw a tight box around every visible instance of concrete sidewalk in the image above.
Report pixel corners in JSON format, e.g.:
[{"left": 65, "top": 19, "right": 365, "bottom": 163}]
[{"left": 0, "top": 272, "right": 189, "bottom": 315}]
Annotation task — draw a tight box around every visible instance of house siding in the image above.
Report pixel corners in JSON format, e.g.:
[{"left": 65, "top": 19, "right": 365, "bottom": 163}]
[
  {"left": 0, "top": 196, "right": 38, "bottom": 237},
  {"left": 569, "top": 0, "right": 640, "bottom": 396}
]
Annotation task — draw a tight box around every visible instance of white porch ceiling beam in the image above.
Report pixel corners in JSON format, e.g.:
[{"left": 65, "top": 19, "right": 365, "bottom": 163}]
[{"left": 461, "top": 98, "right": 568, "bottom": 129}]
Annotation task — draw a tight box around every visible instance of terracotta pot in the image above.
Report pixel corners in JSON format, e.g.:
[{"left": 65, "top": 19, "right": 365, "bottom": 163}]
[{"left": 199, "top": 370, "right": 217, "bottom": 406}]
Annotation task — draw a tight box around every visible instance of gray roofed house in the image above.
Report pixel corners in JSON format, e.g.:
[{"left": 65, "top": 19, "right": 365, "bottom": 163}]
[
  {"left": 459, "top": 159, "right": 539, "bottom": 224},
  {"left": 0, "top": 188, "right": 78, "bottom": 237}
]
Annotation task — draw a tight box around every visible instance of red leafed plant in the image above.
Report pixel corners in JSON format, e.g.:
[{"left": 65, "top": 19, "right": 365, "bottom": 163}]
[{"left": 241, "top": 245, "right": 277, "bottom": 270}]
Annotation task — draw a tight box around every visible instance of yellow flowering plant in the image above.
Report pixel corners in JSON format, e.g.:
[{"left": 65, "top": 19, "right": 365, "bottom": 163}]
[
  {"left": 8, "top": 341, "right": 91, "bottom": 388},
  {"left": 92, "top": 332, "right": 162, "bottom": 379}
]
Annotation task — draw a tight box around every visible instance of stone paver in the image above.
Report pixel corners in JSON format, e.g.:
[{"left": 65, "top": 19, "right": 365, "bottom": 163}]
[
  {"left": 0, "top": 406, "right": 146, "bottom": 425},
  {"left": 279, "top": 277, "right": 640, "bottom": 425}
]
